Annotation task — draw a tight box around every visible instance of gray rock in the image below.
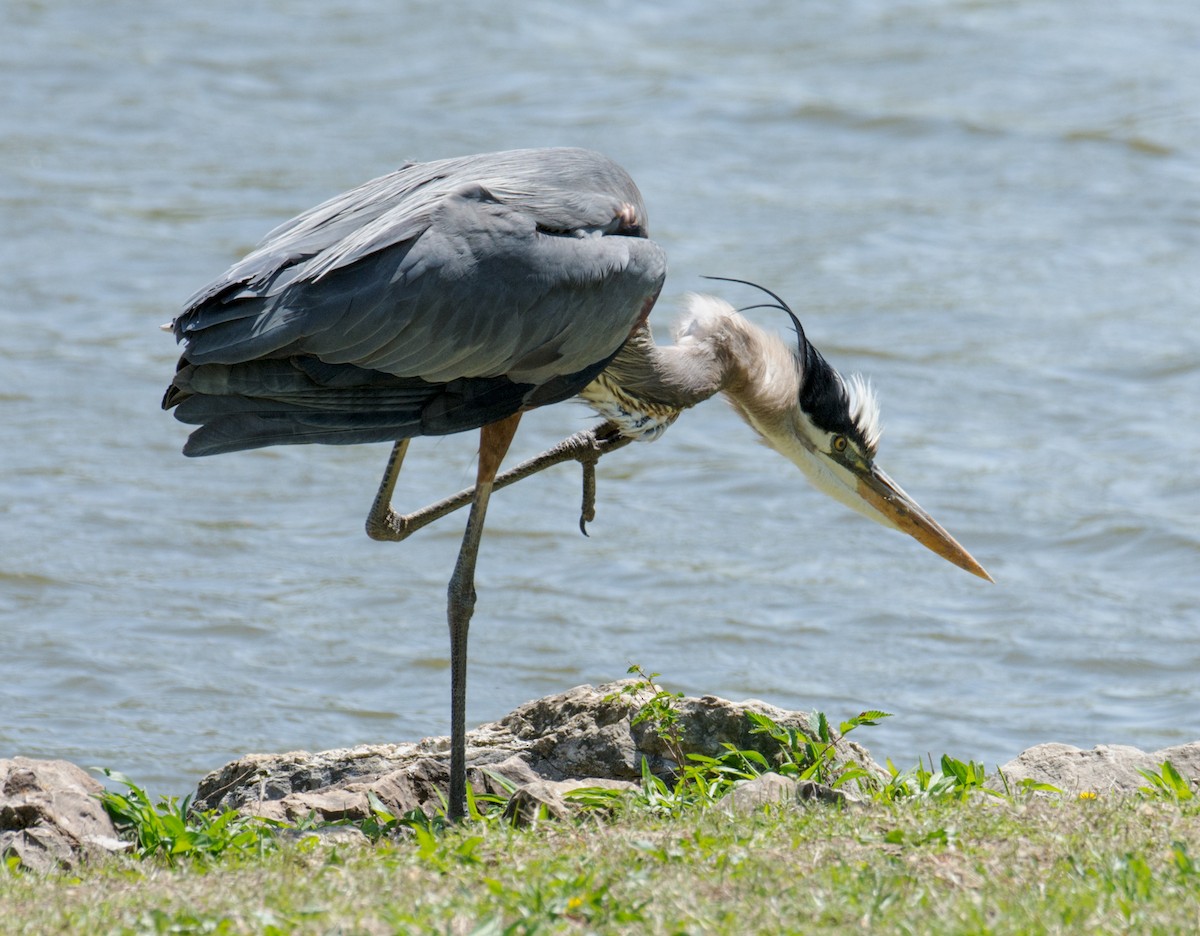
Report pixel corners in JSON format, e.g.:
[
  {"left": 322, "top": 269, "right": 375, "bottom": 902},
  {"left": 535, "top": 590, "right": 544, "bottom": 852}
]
[
  {"left": 276, "top": 825, "right": 371, "bottom": 848},
  {"left": 998, "top": 741, "right": 1200, "bottom": 794},
  {"left": 470, "top": 754, "right": 544, "bottom": 796},
  {"left": 727, "top": 773, "right": 859, "bottom": 813},
  {"left": 0, "top": 758, "right": 127, "bottom": 872},
  {"left": 503, "top": 778, "right": 639, "bottom": 826},
  {"left": 794, "top": 779, "right": 858, "bottom": 807},
  {"left": 193, "top": 681, "right": 884, "bottom": 820},
  {"left": 728, "top": 772, "right": 797, "bottom": 812}
]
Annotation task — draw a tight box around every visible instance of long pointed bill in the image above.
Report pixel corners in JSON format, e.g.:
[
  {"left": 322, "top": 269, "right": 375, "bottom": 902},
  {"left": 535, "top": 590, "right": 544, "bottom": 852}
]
[{"left": 856, "top": 465, "right": 994, "bottom": 582}]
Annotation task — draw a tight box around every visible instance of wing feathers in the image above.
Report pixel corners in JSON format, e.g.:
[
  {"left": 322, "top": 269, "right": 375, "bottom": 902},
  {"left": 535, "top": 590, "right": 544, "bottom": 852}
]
[{"left": 165, "top": 148, "right": 666, "bottom": 456}]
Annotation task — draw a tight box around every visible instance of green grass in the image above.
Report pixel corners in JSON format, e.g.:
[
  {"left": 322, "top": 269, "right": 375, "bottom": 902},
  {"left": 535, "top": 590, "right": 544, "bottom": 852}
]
[{"left": 3, "top": 795, "right": 1200, "bottom": 934}]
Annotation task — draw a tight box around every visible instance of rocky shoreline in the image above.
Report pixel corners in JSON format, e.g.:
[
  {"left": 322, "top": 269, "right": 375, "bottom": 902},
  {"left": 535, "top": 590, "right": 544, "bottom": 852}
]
[{"left": 4, "top": 681, "right": 1198, "bottom": 872}]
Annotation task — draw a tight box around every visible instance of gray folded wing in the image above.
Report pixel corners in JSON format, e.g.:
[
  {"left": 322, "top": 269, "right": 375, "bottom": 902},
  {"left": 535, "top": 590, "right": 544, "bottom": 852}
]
[{"left": 165, "top": 147, "right": 667, "bottom": 455}]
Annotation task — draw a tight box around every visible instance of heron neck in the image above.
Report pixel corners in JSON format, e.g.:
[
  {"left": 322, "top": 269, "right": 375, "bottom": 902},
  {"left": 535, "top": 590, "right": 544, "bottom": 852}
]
[
  {"left": 593, "top": 311, "right": 799, "bottom": 422},
  {"left": 704, "top": 313, "right": 801, "bottom": 429}
]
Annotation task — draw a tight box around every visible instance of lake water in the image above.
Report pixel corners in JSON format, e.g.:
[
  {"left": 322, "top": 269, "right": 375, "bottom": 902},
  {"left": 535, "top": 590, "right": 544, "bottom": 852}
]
[{"left": 2, "top": 0, "right": 1198, "bottom": 794}]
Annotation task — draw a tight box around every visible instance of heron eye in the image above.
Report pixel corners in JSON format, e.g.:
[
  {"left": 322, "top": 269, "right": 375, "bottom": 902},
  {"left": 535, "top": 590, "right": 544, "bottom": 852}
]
[{"left": 832, "top": 435, "right": 848, "bottom": 454}]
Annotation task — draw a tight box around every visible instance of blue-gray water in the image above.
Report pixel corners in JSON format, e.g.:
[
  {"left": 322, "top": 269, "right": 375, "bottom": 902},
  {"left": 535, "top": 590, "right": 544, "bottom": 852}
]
[{"left": 2, "top": 1, "right": 1197, "bottom": 794}]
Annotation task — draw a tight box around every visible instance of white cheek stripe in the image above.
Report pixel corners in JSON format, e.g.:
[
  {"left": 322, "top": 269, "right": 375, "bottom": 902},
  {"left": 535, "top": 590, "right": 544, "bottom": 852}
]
[{"left": 762, "top": 429, "right": 900, "bottom": 531}]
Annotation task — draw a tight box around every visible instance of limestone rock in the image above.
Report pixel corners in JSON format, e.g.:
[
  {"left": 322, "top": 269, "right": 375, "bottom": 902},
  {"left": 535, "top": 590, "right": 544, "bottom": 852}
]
[
  {"left": 728, "top": 772, "right": 797, "bottom": 812},
  {"left": 726, "top": 772, "right": 859, "bottom": 813},
  {"left": 503, "top": 778, "right": 639, "bottom": 825},
  {"left": 193, "top": 681, "right": 884, "bottom": 820},
  {"left": 0, "top": 758, "right": 126, "bottom": 872},
  {"left": 998, "top": 741, "right": 1200, "bottom": 795},
  {"left": 794, "top": 779, "right": 858, "bottom": 806},
  {"left": 276, "top": 825, "right": 371, "bottom": 848}
]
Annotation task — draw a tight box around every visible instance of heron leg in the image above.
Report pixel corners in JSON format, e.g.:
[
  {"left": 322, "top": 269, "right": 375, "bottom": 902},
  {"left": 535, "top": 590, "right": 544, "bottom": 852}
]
[
  {"left": 365, "top": 422, "right": 633, "bottom": 542},
  {"left": 445, "top": 412, "right": 522, "bottom": 821}
]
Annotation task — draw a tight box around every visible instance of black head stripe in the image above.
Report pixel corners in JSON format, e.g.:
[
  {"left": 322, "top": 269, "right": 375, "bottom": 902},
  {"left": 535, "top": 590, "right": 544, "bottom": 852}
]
[
  {"left": 800, "top": 345, "right": 850, "bottom": 433},
  {"left": 800, "top": 343, "right": 877, "bottom": 456}
]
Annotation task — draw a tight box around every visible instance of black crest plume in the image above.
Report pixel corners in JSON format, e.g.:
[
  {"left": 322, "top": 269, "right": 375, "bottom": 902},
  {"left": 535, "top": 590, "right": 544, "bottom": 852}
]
[{"left": 702, "top": 275, "right": 873, "bottom": 450}]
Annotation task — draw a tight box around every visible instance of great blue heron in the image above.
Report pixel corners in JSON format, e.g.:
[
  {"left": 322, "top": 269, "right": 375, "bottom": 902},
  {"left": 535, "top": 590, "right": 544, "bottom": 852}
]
[{"left": 163, "top": 147, "right": 990, "bottom": 820}]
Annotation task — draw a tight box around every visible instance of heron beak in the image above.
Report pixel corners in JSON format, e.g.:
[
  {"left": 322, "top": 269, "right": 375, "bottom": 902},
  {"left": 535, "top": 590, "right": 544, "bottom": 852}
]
[{"left": 853, "top": 464, "right": 993, "bottom": 582}]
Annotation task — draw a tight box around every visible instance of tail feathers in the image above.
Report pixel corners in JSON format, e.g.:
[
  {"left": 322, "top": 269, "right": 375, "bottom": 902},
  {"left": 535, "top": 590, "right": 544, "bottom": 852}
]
[
  {"left": 165, "top": 355, "right": 537, "bottom": 456},
  {"left": 170, "top": 364, "right": 435, "bottom": 423},
  {"left": 181, "top": 412, "right": 427, "bottom": 456}
]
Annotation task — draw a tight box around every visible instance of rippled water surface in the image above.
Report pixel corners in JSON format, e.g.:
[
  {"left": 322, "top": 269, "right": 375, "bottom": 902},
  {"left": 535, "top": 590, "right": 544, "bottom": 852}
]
[{"left": 2, "top": 1, "right": 1198, "bottom": 792}]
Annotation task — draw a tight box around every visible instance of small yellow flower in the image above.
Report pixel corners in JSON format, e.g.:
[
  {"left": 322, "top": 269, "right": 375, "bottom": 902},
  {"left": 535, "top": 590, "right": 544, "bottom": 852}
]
[
  {"left": 1078, "top": 790, "right": 1098, "bottom": 800},
  {"left": 567, "top": 897, "right": 584, "bottom": 911}
]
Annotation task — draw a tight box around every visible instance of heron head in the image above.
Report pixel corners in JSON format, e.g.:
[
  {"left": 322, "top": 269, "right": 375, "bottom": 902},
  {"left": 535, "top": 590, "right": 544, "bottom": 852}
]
[
  {"left": 704, "top": 277, "right": 993, "bottom": 583},
  {"left": 778, "top": 354, "right": 991, "bottom": 582}
]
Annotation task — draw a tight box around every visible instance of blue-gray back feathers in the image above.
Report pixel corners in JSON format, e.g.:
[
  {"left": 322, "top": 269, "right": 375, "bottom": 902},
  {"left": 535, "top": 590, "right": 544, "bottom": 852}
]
[{"left": 164, "top": 148, "right": 667, "bottom": 456}]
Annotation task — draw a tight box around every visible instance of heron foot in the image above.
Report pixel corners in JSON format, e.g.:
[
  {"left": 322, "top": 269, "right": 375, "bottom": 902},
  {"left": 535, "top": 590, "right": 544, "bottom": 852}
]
[
  {"left": 576, "top": 435, "right": 608, "bottom": 536},
  {"left": 575, "top": 421, "right": 628, "bottom": 535},
  {"left": 579, "top": 458, "right": 596, "bottom": 536}
]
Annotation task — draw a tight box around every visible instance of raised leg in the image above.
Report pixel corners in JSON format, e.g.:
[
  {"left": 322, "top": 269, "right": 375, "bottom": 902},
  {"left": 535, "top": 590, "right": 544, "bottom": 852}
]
[
  {"left": 365, "top": 422, "right": 632, "bottom": 543},
  {"left": 445, "top": 413, "right": 522, "bottom": 821}
]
